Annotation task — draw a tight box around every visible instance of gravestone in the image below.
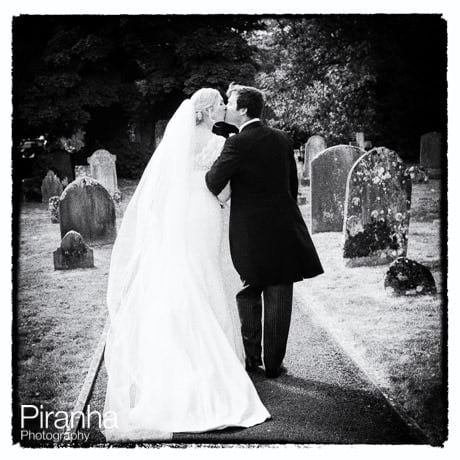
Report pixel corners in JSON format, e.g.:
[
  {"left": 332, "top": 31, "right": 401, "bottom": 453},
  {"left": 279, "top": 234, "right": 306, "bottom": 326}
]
[
  {"left": 60, "top": 176, "right": 116, "bottom": 244},
  {"left": 75, "top": 165, "right": 91, "bottom": 178},
  {"left": 343, "top": 147, "right": 412, "bottom": 267},
  {"left": 310, "top": 145, "right": 364, "bottom": 233},
  {"left": 87, "top": 149, "right": 120, "bottom": 198},
  {"left": 355, "top": 132, "right": 365, "bottom": 150},
  {"left": 48, "top": 196, "right": 60, "bottom": 223},
  {"left": 47, "top": 150, "right": 74, "bottom": 181},
  {"left": 41, "top": 170, "right": 63, "bottom": 203},
  {"left": 54, "top": 230, "right": 94, "bottom": 270},
  {"left": 384, "top": 257, "right": 436, "bottom": 296},
  {"left": 155, "top": 120, "right": 169, "bottom": 149},
  {"left": 303, "top": 135, "right": 327, "bottom": 180},
  {"left": 420, "top": 132, "right": 442, "bottom": 178}
]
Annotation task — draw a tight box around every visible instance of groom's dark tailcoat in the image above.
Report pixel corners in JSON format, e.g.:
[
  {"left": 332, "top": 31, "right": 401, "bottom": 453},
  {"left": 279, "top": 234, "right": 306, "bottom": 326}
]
[
  {"left": 206, "top": 121, "right": 323, "bottom": 374},
  {"left": 206, "top": 121, "right": 323, "bottom": 287}
]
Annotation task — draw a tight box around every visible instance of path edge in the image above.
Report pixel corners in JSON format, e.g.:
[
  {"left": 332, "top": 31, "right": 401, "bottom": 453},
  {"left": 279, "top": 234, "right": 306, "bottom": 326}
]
[{"left": 295, "top": 285, "right": 433, "bottom": 445}]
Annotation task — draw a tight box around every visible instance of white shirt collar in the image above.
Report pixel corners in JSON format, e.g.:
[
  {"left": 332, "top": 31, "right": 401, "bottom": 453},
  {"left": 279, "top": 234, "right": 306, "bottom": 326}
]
[{"left": 239, "top": 118, "right": 261, "bottom": 132}]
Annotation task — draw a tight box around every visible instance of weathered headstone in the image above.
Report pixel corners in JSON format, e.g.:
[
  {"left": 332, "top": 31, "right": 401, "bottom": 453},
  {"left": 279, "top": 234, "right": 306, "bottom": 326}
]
[
  {"left": 384, "top": 257, "right": 436, "bottom": 296},
  {"left": 48, "top": 196, "right": 60, "bottom": 223},
  {"left": 87, "top": 149, "right": 120, "bottom": 198},
  {"left": 155, "top": 120, "right": 169, "bottom": 149},
  {"left": 75, "top": 165, "right": 91, "bottom": 178},
  {"left": 303, "top": 135, "right": 327, "bottom": 180},
  {"left": 420, "top": 132, "right": 443, "bottom": 178},
  {"left": 355, "top": 132, "right": 365, "bottom": 150},
  {"left": 41, "top": 170, "right": 63, "bottom": 203},
  {"left": 54, "top": 230, "right": 94, "bottom": 270},
  {"left": 310, "top": 145, "right": 365, "bottom": 233},
  {"left": 59, "top": 176, "right": 116, "bottom": 244},
  {"left": 343, "top": 147, "right": 412, "bottom": 267}
]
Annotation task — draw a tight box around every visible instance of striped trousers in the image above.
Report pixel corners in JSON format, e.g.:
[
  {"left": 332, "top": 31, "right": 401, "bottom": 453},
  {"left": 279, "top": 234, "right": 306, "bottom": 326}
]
[{"left": 236, "top": 282, "right": 293, "bottom": 373}]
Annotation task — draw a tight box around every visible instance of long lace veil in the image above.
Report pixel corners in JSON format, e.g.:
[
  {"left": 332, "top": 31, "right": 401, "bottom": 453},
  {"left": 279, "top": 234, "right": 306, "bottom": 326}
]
[{"left": 106, "top": 99, "right": 195, "bottom": 319}]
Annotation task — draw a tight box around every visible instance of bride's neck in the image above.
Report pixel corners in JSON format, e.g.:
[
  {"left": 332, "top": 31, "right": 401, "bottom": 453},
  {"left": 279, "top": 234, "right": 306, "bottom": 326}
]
[{"left": 196, "top": 122, "right": 213, "bottom": 136}]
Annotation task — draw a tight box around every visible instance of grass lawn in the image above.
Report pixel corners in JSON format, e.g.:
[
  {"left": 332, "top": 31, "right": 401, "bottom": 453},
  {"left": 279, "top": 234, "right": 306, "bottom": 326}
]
[
  {"left": 297, "top": 179, "right": 445, "bottom": 444},
  {"left": 14, "top": 179, "right": 137, "bottom": 423},
  {"left": 14, "top": 178, "right": 445, "bottom": 444}
]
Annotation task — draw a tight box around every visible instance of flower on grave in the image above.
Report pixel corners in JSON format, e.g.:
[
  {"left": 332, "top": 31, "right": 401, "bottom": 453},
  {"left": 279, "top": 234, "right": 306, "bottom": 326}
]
[
  {"left": 372, "top": 176, "right": 381, "bottom": 184},
  {"left": 395, "top": 212, "right": 403, "bottom": 222},
  {"left": 377, "top": 166, "right": 385, "bottom": 177},
  {"left": 352, "top": 197, "right": 360, "bottom": 207},
  {"left": 370, "top": 210, "right": 379, "bottom": 219}
]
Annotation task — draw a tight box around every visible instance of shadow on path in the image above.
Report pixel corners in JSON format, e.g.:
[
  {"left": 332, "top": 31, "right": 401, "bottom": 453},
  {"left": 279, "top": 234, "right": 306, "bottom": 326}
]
[{"left": 83, "top": 299, "right": 424, "bottom": 445}]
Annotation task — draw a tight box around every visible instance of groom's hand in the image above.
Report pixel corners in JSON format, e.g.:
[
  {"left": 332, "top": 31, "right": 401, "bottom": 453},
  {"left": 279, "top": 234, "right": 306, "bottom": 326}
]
[{"left": 212, "top": 121, "right": 239, "bottom": 139}]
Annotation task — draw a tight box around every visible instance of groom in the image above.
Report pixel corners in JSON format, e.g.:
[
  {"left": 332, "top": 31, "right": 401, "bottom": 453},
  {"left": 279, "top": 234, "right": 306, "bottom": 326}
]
[{"left": 206, "top": 84, "right": 323, "bottom": 378}]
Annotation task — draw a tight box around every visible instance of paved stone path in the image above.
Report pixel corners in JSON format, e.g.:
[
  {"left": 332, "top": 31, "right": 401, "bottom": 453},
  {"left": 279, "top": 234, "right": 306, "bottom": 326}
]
[{"left": 81, "top": 206, "right": 424, "bottom": 445}]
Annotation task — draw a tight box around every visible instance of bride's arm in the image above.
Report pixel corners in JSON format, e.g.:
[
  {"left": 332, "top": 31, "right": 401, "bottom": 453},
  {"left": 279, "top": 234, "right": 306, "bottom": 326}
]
[{"left": 217, "top": 182, "right": 231, "bottom": 203}]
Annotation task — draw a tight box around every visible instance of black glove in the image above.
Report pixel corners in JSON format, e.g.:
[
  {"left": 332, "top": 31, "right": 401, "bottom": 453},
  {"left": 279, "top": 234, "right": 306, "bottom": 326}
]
[{"left": 212, "top": 121, "right": 239, "bottom": 139}]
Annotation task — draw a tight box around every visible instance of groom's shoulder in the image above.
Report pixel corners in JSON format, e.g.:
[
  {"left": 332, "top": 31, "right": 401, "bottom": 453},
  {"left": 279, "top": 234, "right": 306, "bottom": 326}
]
[{"left": 265, "top": 125, "right": 294, "bottom": 146}]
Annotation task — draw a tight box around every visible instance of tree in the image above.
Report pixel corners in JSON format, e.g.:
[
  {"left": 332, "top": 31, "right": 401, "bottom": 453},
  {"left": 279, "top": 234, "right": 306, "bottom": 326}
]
[
  {"left": 252, "top": 16, "right": 446, "bottom": 159},
  {"left": 13, "top": 15, "right": 262, "bottom": 177}
]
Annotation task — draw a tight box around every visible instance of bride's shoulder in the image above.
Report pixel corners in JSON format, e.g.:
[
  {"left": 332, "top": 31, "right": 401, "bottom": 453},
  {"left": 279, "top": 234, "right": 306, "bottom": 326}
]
[
  {"left": 211, "top": 133, "right": 226, "bottom": 148},
  {"left": 193, "top": 133, "right": 225, "bottom": 170}
]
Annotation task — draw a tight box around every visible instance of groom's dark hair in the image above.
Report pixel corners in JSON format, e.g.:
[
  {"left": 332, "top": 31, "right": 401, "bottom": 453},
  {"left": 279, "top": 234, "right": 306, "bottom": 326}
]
[{"left": 226, "top": 83, "right": 265, "bottom": 119}]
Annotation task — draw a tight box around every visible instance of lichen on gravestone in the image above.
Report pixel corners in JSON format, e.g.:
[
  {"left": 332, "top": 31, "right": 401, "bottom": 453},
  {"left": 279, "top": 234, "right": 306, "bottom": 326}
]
[{"left": 343, "top": 147, "right": 412, "bottom": 267}]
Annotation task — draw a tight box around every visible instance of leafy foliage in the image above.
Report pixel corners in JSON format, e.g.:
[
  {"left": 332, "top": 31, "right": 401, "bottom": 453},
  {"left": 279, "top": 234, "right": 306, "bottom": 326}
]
[
  {"left": 13, "top": 16, "right": 261, "bottom": 177},
  {"left": 252, "top": 16, "right": 446, "bottom": 158}
]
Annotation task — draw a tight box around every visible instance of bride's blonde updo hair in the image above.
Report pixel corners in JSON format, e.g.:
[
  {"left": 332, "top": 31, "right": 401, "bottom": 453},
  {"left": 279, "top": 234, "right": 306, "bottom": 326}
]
[{"left": 190, "top": 88, "right": 221, "bottom": 124}]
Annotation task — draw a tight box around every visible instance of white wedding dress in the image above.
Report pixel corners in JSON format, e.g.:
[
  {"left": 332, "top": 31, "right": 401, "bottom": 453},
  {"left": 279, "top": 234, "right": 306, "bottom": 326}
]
[{"left": 103, "top": 100, "right": 270, "bottom": 441}]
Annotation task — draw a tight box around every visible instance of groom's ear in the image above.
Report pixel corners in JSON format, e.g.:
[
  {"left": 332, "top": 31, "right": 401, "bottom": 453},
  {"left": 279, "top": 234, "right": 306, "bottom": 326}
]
[{"left": 239, "top": 107, "right": 248, "bottom": 117}]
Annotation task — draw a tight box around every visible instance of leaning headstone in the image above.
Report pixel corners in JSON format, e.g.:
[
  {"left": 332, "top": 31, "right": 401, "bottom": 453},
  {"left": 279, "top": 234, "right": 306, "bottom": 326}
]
[
  {"left": 384, "top": 257, "right": 436, "bottom": 296},
  {"left": 420, "top": 132, "right": 442, "bottom": 178},
  {"left": 53, "top": 230, "right": 94, "bottom": 270},
  {"left": 155, "top": 120, "right": 169, "bottom": 149},
  {"left": 48, "top": 196, "right": 60, "bottom": 223},
  {"left": 310, "top": 145, "right": 365, "bottom": 233},
  {"left": 303, "top": 135, "right": 327, "bottom": 180},
  {"left": 343, "top": 147, "right": 412, "bottom": 267},
  {"left": 87, "top": 149, "right": 120, "bottom": 198},
  {"left": 75, "top": 165, "right": 91, "bottom": 178},
  {"left": 59, "top": 176, "right": 116, "bottom": 244},
  {"left": 41, "top": 170, "right": 63, "bottom": 203}
]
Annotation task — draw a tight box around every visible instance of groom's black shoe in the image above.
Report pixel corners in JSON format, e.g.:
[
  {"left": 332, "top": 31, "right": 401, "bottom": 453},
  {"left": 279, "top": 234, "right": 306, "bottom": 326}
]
[
  {"left": 245, "top": 357, "right": 263, "bottom": 372},
  {"left": 265, "top": 365, "right": 287, "bottom": 379}
]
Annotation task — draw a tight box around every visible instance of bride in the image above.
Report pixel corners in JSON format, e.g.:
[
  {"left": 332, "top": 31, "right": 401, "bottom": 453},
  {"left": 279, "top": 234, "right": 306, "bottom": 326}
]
[{"left": 103, "top": 88, "right": 270, "bottom": 441}]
